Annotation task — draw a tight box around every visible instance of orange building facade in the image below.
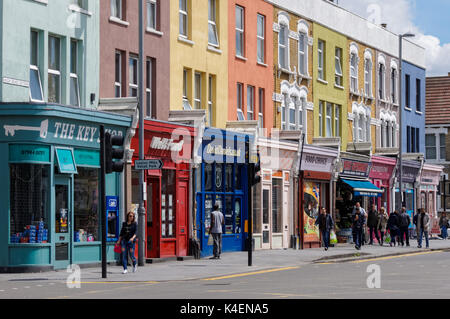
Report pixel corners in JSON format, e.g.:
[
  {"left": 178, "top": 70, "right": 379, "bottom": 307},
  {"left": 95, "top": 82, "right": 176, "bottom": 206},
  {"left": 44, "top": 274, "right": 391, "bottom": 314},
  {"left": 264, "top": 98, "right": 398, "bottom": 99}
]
[{"left": 227, "top": 0, "right": 274, "bottom": 136}]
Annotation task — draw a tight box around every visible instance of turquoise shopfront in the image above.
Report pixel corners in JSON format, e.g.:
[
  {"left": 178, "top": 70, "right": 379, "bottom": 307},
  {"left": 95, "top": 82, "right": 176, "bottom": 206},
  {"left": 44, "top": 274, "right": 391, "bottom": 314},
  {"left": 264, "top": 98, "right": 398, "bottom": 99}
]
[{"left": 0, "top": 103, "right": 132, "bottom": 272}]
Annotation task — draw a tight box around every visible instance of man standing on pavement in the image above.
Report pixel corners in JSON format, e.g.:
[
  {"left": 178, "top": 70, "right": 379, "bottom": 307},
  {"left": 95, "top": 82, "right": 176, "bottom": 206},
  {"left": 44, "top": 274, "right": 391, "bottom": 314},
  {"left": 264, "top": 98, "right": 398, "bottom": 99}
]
[
  {"left": 352, "top": 208, "right": 365, "bottom": 250},
  {"left": 399, "top": 207, "right": 411, "bottom": 246},
  {"left": 315, "top": 207, "right": 334, "bottom": 251},
  {"left": 417, "top": 208, "right": 430, "bottom": 249},
  {"left": 439, "top": 212, "right": 449, "bottom": 240},
  {"left": 209, "top": 204, "right": 225, "bottom": 259},
  {"left": 367, "top": 204, "right": 380, "bottom": 245}
]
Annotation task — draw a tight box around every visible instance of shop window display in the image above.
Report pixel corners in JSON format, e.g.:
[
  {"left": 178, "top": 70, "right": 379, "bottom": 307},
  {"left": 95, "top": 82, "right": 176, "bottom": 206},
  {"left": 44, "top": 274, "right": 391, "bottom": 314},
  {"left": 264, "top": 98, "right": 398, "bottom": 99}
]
[
  {"left": 9, "top": 164, "right": 50, "bottom": 244},
  {"left": 161, "top": 169, "right": 176, "bottom": 238},
  {"left": 74, "top": 167, "right": 99, "bottom": 242}
]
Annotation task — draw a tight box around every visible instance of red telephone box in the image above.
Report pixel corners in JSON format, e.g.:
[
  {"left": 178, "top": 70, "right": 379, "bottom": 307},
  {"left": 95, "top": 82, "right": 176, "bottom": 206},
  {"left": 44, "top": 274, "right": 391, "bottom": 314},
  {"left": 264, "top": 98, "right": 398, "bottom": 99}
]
[{"left": 131, "top": 120, "right": 195, "bottom": 259}]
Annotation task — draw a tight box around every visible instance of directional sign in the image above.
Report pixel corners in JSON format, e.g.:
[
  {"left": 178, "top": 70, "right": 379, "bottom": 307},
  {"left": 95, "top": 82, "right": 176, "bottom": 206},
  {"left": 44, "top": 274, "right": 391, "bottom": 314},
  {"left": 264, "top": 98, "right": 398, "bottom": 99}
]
[{"left": 134, "top": 159, "right": 164, "bottom": 170}]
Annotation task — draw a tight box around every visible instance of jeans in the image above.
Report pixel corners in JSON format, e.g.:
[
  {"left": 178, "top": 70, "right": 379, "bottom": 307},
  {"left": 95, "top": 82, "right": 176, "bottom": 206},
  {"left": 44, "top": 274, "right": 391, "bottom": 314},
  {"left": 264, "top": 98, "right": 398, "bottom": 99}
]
[
  {"left": 390, "top": 229, "right": 398, "bottom": 246},
  {"left": 321, "top": 230, "right": 330, "bottom": 249},
  {"left": 399, "top": 227, "right": 410, "bottom": 246},
  {"left": 368, "top": 226, "right": 380, "bottom": 244},
  {"left": 353, "top": 229, "right": 362, "bottom": 248},
  {"left": 121, "top": 240, "right": 136, "bottom": 270},
  {"left": 212, "top": 233, "right": 222, "bottom": 257},
  {"left": 418, "top": 229, "right": 429, "bottom": 248},
  {"left": 379, "top": 231, "right": 385, "bottom": 244},
  {"left": 441, "top": 226, "right": 448, "bottom": 239}
]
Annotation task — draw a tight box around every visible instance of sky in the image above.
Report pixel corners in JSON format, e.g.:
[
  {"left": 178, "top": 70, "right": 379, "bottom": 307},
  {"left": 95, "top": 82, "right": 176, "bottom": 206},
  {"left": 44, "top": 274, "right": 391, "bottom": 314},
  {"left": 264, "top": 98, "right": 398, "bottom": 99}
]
[{"left": 339, "top": 0, "right": 450, "bottom": 76}]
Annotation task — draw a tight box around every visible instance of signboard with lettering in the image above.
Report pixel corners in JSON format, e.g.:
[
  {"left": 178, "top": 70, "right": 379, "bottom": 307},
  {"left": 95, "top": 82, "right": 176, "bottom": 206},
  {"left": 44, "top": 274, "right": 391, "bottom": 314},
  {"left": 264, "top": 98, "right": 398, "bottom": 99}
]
[
  {"left": 340, "top": 159, "right": 372, "bottom": 179},
  {"left": 301, "top": 154, "right": 333, "bottom": 173},
  {"left": 134, "top": 159, "right": 164, "bottom": 170}
]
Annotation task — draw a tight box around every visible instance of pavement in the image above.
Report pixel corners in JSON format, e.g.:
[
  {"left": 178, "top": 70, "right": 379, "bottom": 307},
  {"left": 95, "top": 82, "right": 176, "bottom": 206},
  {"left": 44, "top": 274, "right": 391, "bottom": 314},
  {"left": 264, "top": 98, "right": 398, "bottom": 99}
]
[{"left": 2, "top": 238, "right": 450, "bottom": 284}]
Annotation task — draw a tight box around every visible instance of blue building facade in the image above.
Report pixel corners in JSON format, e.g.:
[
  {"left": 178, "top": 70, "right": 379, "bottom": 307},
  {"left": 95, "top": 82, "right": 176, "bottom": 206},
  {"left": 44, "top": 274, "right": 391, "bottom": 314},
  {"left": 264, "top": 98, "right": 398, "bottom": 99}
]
[{"left": 401, "top": 61, "right": 426, "bottom": 154}]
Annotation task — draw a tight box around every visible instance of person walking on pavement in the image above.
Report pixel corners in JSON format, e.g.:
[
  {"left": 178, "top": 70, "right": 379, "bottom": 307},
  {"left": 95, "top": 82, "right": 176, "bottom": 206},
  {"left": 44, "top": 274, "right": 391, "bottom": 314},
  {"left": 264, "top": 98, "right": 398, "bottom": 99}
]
[
  {"left": 387, "top": 210, "right": 400, "bottom": 247},
  {"left": 399, "top": 207, "right": 411, "bottom": 246},
  {"left": 352, "top": 208, "right": 365, "bottom": 250},
  {"left": 439, "top": 212, "right": 449, "bottom": 240},
  {"left": 209, "top": 204, "right": 225, "bottom": 259},
  {"left": 352, "top": 202, "right": 367, "bottom": 245},
  {"left": 367, "top": 204, "right": 380, "bottom": 245},
  {"left": 315, "top": 207, "right": 334, "bottom": 251},
  {"left": 117, "top": 211, "right": 138, "bottom": 274},
  {"left": 417, "top": 208, "right": 430, "bottom": 248},
  {"left": 377, "top": 207, "right": 389, "bottom": 246}
]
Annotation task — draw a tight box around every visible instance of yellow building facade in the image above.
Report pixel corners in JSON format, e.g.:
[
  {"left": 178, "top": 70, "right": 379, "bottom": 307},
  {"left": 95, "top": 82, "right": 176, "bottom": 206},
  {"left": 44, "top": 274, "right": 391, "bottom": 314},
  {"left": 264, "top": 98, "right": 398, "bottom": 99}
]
[
  {"left": 272, "top": 8, "right": 314, "bottom": 144},
  {"left": 169, "top": 0, "right": 229, "bottom": 129}
]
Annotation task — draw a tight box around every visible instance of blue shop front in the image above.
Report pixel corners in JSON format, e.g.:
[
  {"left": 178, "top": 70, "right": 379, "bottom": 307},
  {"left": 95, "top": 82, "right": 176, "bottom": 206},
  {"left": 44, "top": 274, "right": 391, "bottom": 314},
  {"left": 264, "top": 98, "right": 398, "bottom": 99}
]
[
  {"left": 195, "top": 128, "right": 255, "bottom": 257},
  {"left": 0, "top": 103, "right": 132, "bottom": 272}
]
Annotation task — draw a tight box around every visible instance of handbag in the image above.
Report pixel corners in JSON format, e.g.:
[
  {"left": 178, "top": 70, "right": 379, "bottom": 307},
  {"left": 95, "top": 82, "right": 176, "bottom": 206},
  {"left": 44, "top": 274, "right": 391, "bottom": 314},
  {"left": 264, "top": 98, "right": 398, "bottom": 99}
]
[
  {"left": 330, "top": 231, "right": 338, "bottom": 244},
  {"left": 114, "top": 243, "right": 122, "bottom": 254},
  {"left": 207, "top": 235, "right": 213, "bottom": 246}
]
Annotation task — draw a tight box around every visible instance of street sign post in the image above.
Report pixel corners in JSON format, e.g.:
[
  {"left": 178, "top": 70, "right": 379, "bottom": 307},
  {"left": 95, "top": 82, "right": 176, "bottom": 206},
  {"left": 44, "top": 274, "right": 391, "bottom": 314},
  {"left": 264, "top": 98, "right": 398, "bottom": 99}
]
[{"left": 134, "top": 159, "right": 164, "bottom": 170}]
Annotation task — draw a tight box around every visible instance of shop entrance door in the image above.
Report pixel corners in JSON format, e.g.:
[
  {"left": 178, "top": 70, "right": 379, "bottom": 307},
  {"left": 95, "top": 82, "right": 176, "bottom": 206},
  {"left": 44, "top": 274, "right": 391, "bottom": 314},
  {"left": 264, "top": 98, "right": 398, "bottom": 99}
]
[
  {"left": 54, "top": 176, "right": 71, "bottom": 269},
  {"left": 261, "top": 186, "right": 271, "bottom": 249},
  {"left": 176, "top": 180, "right": 188, "bottom": 256},
  {"left": 282, "top": 187, "right": 289, "bottom": 248},
  {"left": 146, "top": 178, "right": 160, "bottom": 258}
]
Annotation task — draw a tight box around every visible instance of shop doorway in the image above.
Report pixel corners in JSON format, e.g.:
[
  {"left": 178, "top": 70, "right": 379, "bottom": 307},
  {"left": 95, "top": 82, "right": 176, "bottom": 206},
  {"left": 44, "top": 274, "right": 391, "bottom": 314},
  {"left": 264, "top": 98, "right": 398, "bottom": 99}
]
[
  {"left": 261, "top": 186, "right": 271, "bottom": 249},
  {"left": 54, "top": 176, "right": 71, "bottom": 269},
  {"left": 146, "top": 178, "right": 160, "bottom": 258},
  {"left": 176, "top": 180, "right": 189, "bottom": 256}
]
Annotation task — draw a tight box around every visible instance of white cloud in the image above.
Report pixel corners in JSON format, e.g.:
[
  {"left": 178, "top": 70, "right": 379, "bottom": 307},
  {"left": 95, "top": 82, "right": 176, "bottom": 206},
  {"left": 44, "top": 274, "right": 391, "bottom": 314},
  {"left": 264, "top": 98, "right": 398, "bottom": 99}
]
[{"left": 339, "top": 0, "right": 450, "bottom": 76}]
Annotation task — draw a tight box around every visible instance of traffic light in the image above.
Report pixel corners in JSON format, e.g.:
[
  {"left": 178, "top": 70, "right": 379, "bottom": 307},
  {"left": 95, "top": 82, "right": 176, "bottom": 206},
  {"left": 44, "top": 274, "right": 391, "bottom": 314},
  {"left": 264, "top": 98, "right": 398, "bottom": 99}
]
[
  {"left": 251, "top": 152, "right": 261, "bottom": 186},
  {"left": 105, "top": 132, "right": 125, "bottom": 174}
]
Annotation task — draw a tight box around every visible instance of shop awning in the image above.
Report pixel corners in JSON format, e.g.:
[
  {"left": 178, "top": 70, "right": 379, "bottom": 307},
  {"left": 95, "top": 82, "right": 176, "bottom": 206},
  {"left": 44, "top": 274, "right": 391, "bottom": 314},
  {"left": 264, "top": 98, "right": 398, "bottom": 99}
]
[{"left": 341, "top": 179, "right": 383, "bottom": 197}]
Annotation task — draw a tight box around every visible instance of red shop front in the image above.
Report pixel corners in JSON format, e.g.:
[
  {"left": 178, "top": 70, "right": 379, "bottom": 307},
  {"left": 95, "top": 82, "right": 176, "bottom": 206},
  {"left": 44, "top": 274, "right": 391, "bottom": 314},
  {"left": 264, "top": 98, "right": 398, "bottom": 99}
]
[
  {"left": 130, "top": 120, "right": 196, "bottom": 259},
  {"left": 369, "top": 156, "right": 396, "bottom": 214}
]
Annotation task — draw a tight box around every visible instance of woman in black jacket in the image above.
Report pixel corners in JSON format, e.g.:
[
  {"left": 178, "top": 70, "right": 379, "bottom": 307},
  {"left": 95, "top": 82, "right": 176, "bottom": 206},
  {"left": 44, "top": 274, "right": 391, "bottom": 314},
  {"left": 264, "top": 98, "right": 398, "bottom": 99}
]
[
  {"left": 117, "top": 212, "right": 137, "bottom": 274},
  {"left": 387, "top": 210, "right": 400, "bottom": 247}
]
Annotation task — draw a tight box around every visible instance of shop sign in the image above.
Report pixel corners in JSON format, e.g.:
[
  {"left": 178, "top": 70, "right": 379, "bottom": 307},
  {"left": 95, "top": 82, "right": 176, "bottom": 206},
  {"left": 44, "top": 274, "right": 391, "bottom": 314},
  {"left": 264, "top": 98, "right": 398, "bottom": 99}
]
[
  {"left": 201, "top": 129, "right": 251, "bottom": 164},
  {"left": 9, "top": 144, "right": 50, "bottom": 163},
  {"left": 421, "top": 171, "right": 440, "bottom": 185},
  {"left": 340, "top": 159, "right": 371, "bottom": 178},
  {"left": 301, "top": 154, "right": 333, "bottom": 173},
  {"left": 1, "top": 117, "right": 125, "bottom": 148},
  {"left": 398, "top": 165, "right": 420, "bottom": 183},
  {"left": 370, "top": 163, "right": 393, "bottom": 180},
  {"left": 150, "top": 137, "right": 184, "bottom": 152}
]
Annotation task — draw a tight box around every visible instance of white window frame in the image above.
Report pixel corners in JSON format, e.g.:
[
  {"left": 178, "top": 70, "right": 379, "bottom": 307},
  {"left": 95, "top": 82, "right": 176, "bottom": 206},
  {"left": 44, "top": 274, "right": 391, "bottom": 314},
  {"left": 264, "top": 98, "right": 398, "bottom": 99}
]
[
  {"left": 299, "top": 32, "right": 307, "bottom": 76},
  {"left": 426, "top": 133, "right": 437, "bottom": 160},
  {"left": 237, "top": 82, "right": 245, "bottom": 120},
  {"left": 350, "top": 53, "right": 358, "bottom": 93},
  {"left": 334, "top": 104, "right": 340, "bottom": 137},
  {"left": 335, "top": 47, "right": 343, "bottom": 87},
  {"left": 391, "top": 67, "right": 397, "bottom": 104},
  {"left": 115, "top": 51, "right": 122, "bottom": 98},
  {"left": 440, "top": 133, "right": 446, "bottom": 160},
  {"left": 111, "top": 0, "right": 122, "bottom": 20},
  {"left": 69, "top": 39, "right": 80, "bottom": 107},
  {"left": 29, "top": 30, "right": 44, "bottom": 103},
  {"left": 182, "top": 69, "right": 192, "bottom": 110},
  {"left": 379, "top": 62, "right": 386, "bottom": 100},
  {"left": 147, "top": 0, "right": 157, "bottom": 31},
  {"left": 146, "top": 58, "right": 153, "bottom": 118},
  {"left": 208, "top": 75, "right": 213, "bottom": 126},
  {"left": 208, "top": 0, "right": 219, "bottom": 47},
  {"left": 282, "top": 94, "right": 288, "bottom": 130},
  {"left": 364, "top": 58, "right": 372, "bottom": 97},
  {"left": 325, "top": 102, "right": 333, "bottom": 137},
  {"left": 257, "top": 14, "right": 265, "bottom": 64},
  {"left": 235, "top": 5, "right": 244, "bottom": 58},
  {"left": 298, "top": 97, "right": 305, "bottom": 131},
  {"left": 179, "top": 0, "right": 188, "bottom": 38},
  {"left": 278, "top": 24, "right": 289, "bottom": 69},
  {"left": 247, "top": 85, "right": 255, "bottom": 121},
  {"left": 194, "top": 72, "right": 202, "bottom": 110},
  {"left": 48, "top": 35, "right": 61, "bottom": 104},
  {"left": 319, "top": 100, "right": 324, "bottom": 137},
  {"left": 318, "top": 40, "right": 325, "bottom": 80},
  {"left": 258, "top": 88, "right": 264, "bottom": 129},
  {"left": 129, "top": 55, "right": 138, "bottom": 97},
  {"left": 288, "top": 95, "right": 297, "bottom": 130}
]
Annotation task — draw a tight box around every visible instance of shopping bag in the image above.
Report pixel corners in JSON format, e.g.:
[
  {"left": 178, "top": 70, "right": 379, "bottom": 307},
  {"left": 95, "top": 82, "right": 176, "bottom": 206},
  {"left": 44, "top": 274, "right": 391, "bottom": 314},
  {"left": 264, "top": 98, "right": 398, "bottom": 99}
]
[
  {"left": 330, "top": 231, "right": 338, "bottom": 244},
  {"left": 114, "top": 243, "right": 122, "bottom": 254},
  {"left": 385, "top": 233, "right": 391, "bottom": 243},
  {"left": 207, "top": 235, "right": 213, "bottom": 246}
]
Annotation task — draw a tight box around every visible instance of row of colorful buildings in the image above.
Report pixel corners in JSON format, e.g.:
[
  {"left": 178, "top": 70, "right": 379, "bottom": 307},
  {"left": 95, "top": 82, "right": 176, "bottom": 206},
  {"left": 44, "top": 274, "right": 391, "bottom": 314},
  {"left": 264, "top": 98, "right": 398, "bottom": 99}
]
[{"left": 0, "top": 0, "right": 442, "bottom": 272}]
